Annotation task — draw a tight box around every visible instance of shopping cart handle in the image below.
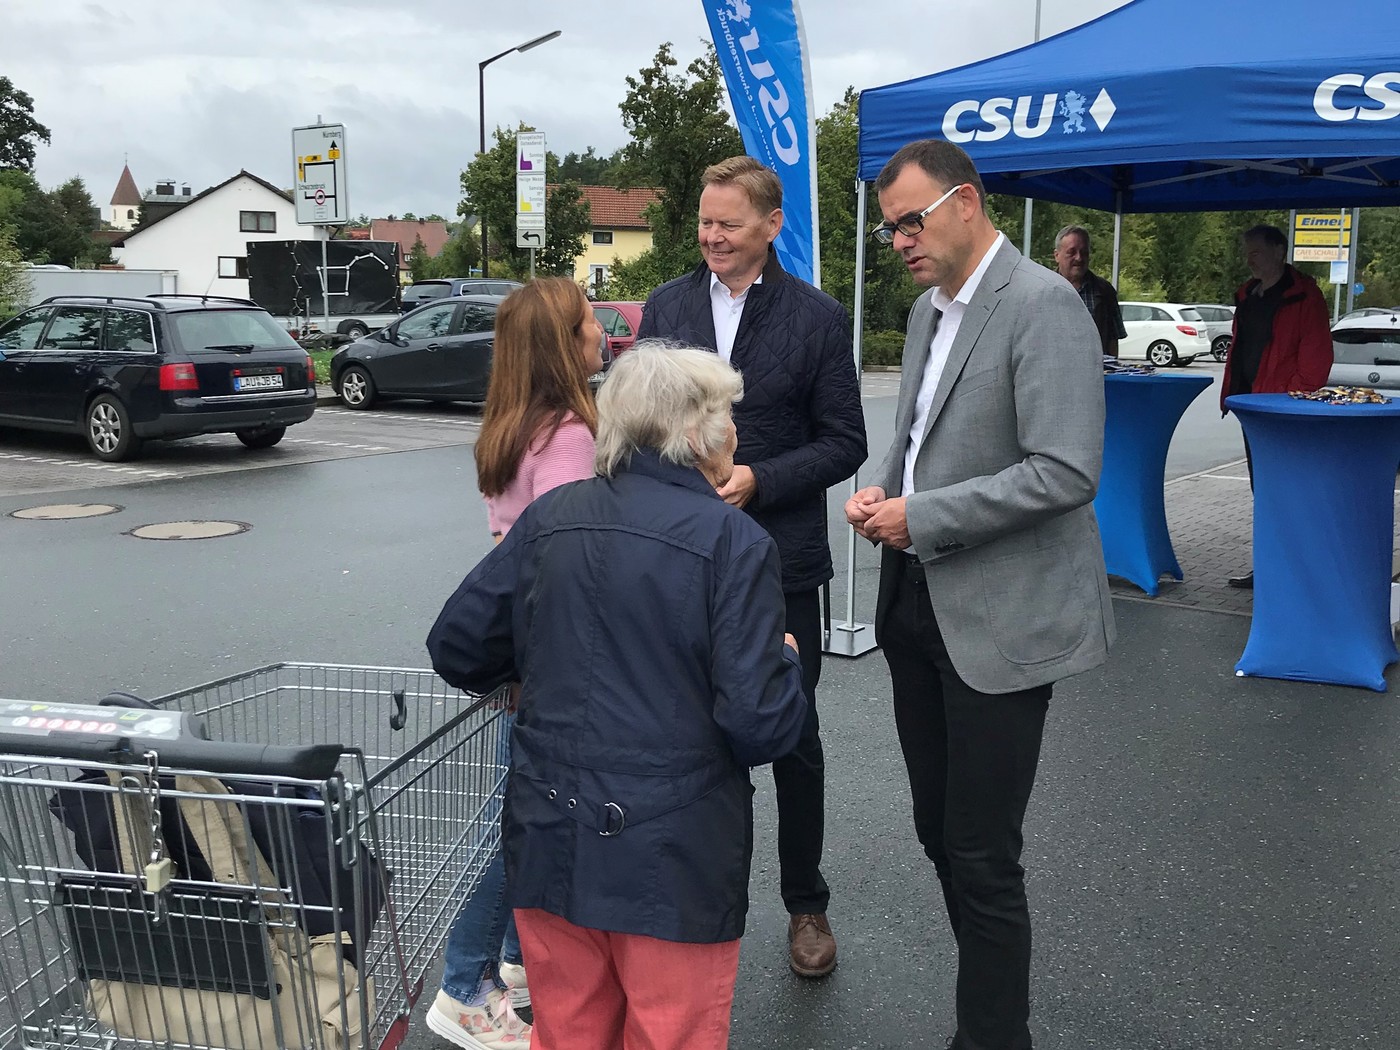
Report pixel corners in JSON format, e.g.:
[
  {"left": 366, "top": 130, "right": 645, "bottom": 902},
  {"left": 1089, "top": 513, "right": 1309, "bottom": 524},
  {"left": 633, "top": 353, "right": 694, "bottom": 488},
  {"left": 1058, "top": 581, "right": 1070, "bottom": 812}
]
[
  {"left": 5, "top": 734, "right": 344, "bottom": 780},
  {"left": 0, "top": 698, "right": 343, "bottom": 779}
]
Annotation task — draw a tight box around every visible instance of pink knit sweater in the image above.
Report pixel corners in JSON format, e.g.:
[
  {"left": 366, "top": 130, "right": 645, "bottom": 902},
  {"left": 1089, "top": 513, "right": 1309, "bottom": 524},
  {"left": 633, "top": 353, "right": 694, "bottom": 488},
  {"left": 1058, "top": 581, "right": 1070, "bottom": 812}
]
[{"left": 486, "top": 413, "right": 597, "bottom": 537}]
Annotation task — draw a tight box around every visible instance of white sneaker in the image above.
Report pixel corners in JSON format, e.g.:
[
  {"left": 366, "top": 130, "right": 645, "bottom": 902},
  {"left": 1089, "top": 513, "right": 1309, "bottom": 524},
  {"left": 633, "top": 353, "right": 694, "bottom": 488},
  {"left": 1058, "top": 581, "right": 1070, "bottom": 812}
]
[
  {"left": 426, "top": 988, "right": 531, "bottom": 1049},
  {"left": 499, "top": 961, "right": 530, "bottom": 1011}
]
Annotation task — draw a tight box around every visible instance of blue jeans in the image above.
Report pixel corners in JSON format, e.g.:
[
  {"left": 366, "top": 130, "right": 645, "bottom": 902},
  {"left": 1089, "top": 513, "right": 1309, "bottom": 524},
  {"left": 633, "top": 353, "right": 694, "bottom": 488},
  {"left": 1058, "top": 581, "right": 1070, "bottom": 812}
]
[{"left": 440, "top": 710, "right": 523, "bottom": 1002}]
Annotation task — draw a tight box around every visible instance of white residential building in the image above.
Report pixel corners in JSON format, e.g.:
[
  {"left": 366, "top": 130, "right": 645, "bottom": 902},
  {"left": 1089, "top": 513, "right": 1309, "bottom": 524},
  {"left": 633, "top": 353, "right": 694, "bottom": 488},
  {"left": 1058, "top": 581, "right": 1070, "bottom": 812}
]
[{"left": 112, "top": 171, "right": 324, "bottom": 298}]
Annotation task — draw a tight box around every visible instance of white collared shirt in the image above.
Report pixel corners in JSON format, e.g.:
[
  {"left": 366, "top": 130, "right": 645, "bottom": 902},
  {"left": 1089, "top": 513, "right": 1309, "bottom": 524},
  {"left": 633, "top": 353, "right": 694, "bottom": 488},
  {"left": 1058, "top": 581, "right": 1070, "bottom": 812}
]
[
  {"left": 901, "top": 232, "right": 1006, "bottom": 501},
  {"left": 710, "top": 272, "right": 762, "bottom": 363}
]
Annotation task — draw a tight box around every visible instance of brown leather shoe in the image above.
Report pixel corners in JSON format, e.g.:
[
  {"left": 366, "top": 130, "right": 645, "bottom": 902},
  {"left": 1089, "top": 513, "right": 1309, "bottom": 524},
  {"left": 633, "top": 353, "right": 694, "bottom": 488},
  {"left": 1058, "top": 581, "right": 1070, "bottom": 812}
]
[{"left": 788, "top": 913, "right": 837, "bottom": 977}]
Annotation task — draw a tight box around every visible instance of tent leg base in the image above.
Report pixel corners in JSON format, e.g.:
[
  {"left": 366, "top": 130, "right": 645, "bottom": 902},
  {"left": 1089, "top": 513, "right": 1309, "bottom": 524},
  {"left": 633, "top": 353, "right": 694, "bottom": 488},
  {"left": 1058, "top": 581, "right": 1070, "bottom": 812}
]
[{"left": 821, "top": 622, "right": 879, "bottom": 658}]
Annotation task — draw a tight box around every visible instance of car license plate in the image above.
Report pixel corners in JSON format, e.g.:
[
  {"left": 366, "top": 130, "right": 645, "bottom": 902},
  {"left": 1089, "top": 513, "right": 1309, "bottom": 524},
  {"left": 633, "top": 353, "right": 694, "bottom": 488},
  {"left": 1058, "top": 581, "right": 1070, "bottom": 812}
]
[{"left": 234, "top": 374, "right": 284, "bottom": 391}]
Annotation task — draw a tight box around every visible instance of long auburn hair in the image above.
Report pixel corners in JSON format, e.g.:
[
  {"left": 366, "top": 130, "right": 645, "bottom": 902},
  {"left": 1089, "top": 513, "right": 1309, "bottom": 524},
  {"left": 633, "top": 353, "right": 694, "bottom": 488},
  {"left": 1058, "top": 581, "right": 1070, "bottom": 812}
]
[{"left": 475, "top": 277, "right": 599, "bottom": 497}]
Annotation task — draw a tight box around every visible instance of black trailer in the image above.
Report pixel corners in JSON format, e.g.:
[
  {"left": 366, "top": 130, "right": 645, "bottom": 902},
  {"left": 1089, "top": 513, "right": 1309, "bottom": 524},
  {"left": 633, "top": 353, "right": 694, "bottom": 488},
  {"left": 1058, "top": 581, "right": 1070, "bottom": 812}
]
[{"left": 246, "top": 239, "right": 401, "bottom": 338}]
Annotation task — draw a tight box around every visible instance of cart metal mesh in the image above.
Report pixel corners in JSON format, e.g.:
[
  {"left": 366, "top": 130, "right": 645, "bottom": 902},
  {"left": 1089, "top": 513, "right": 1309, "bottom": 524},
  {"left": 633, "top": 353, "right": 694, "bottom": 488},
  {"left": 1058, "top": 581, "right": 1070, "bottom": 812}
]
[{"left": 0, "top": 663, "right": 507, "bottom": 1050}]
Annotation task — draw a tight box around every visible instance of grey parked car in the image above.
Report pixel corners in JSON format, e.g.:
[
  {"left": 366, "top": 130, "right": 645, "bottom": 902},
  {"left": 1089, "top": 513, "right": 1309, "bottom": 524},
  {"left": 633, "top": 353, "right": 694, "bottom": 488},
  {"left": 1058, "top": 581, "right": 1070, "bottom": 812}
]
[{"left": 1189, "top": 304, "right": 1235, "bottom": 361}]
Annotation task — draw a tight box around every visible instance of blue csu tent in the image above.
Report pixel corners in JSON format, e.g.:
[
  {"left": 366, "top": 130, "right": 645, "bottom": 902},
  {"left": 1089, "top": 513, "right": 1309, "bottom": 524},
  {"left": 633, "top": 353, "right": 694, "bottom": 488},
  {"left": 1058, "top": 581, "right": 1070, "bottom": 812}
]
[{"left": 856, "top": 0, "right": 1400, "bottom": 212}]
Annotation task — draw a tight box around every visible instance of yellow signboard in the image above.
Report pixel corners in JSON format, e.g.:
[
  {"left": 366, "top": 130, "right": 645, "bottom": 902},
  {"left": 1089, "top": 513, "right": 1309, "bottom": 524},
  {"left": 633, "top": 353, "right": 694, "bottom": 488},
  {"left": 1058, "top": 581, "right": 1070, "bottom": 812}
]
[
  {"left": 1295, "top": 212, "right": 1353, "bottom": 232},
  {"left": 1295, "top": 229, "right": 1353, "bottom": 247}
]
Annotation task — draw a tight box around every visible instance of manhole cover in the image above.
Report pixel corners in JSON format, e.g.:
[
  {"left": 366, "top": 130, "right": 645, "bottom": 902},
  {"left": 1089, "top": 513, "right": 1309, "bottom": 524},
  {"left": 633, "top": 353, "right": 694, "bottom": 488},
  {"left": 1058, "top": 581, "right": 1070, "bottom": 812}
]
[
  {"left": 127, "top": 520, "right": 250, "bottom": 540},
  {"left": 10, "top": 503, "right": 123, "bottom": 520}
]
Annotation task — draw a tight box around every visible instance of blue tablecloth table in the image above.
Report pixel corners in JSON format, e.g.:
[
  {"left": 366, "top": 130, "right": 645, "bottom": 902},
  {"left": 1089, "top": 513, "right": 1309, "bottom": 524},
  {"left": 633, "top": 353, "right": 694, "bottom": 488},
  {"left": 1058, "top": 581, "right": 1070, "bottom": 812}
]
[
  {"left": 1227, "top": 393, "right": 1400, "bottom": 691},
  {"left": 1093, "top": 372, "right": 1215, "bottom": 595}
]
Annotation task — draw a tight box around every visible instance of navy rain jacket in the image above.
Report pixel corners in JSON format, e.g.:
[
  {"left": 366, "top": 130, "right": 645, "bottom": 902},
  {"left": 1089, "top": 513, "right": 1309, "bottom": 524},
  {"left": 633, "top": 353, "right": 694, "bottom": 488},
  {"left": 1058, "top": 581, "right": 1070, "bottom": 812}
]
[
  {"left": 427, "top": 450, "right": 807, "bottom": 943},
  {"left": 637, "top": 252, "right": 867, "bottom": 593}
]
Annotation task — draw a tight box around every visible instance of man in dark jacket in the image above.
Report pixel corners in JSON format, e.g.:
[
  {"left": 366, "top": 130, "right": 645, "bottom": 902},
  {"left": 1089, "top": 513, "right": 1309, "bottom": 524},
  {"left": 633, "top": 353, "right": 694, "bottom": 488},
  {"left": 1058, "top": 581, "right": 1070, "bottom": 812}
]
[
  {"left": 1221, "top": 223, "right": 1333, "bottom": 588},
  {"left": 637, "top": 155, "right": 866, "bottom": 978},
  {"left": 1053, "top": 224, "right": 1126, "bottom": 358}
]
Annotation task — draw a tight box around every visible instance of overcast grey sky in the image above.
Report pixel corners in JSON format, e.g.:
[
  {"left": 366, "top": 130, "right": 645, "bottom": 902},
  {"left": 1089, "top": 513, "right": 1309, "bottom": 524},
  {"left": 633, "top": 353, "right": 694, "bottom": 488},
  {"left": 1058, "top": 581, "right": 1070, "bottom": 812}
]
[{"left": 6, "top": 0, "right": 1129, "bottom": 219}]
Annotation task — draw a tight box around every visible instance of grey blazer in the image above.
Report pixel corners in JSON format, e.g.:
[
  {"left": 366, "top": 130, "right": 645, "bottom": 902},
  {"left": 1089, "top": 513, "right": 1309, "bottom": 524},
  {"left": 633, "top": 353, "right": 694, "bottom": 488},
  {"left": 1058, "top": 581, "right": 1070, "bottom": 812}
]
[{"left": 873, "top": 240, "right": 1115, "bottom": 694}]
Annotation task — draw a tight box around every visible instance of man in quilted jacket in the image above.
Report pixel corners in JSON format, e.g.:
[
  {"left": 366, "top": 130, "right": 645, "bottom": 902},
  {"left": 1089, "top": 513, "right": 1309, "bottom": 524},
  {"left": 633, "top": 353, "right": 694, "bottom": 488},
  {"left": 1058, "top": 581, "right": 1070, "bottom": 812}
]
[{"left": 637, "top": 155, "right": 867, "bottom": 979}]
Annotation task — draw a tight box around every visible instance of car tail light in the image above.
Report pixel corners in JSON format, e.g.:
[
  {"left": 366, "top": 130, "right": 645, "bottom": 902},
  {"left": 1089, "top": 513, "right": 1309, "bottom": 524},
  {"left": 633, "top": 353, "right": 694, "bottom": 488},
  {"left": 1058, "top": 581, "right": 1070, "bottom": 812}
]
[
  {"left": 1176, "top": 325, "right": 1199, "bottom": 337},
  {"left": 306, "top": 354, "right": 316, "bottom": 384},
  {"left": 159, "top": 362, "right": 199, "bottom": 391}
]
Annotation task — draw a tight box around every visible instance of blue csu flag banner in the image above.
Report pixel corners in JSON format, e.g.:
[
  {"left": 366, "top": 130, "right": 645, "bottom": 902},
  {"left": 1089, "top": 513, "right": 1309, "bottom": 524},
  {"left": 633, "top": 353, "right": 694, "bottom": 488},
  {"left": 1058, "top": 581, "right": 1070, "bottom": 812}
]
[{"left": 702, "top": 0, "right": 819, "bottom": 284}]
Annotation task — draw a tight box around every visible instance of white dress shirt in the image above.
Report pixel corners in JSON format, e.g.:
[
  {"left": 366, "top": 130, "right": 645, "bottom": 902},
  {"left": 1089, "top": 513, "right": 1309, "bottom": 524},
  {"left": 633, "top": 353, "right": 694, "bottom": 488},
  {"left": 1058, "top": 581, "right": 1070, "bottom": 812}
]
[
  {"left": 901, "top": 232, "right": 1006, "bottom": 503},
  {"left": 709, "top": 272, "right": 762, "bottom": 363}
]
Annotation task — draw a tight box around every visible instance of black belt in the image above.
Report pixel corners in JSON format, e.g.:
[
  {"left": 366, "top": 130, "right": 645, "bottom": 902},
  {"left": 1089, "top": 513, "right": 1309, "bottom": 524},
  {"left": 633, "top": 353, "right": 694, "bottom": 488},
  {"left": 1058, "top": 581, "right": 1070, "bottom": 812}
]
[{"left": 900, "top": 550, "right": 921, "bottom": 568}]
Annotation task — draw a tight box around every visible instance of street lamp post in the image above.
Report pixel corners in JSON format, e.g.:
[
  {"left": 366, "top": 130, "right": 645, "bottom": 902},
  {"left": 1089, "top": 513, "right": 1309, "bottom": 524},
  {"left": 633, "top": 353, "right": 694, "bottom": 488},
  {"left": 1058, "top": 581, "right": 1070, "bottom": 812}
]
[{"left": 478, "top": 30, "right": 562, "bottom": 277}]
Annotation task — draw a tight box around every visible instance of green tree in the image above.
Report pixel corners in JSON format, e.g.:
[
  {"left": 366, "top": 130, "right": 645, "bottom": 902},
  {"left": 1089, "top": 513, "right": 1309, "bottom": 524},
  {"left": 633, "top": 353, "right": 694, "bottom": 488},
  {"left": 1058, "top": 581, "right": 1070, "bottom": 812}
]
[
  {"left": 12, "top": 177, "right": 107, "bottom": 267},
  {"left": 459, "top": 125, "right": 592, "bottom": 277},
  {"left": 615, "top": 43, "right": 742, "bottom": 256},
  {"left": 426, "top": 224, "right": 484, "bottom": 278},
  {"left": 0, "top": 77, "right": 50, "bottom": 174},
  {"left": 600, "top": 43, "right": 744, "bottom": 298},
  {"left": 0, "top": 227, "right": 29, "bottom": 316},
  {"left": 559, "top": 148, "right": 622, "bottom": 186},
  {"left": 812, "top": 87, "right": 920, "bottom": 334},
  {"left": 407, "top": 236, "right": 431, "bottom": 281}
]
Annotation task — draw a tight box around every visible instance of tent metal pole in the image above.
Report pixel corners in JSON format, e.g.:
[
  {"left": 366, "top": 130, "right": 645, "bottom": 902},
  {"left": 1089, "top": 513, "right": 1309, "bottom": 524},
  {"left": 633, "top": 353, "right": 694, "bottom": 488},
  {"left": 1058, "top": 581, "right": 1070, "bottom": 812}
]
[
  {"left": 1022, "top": 0, "right": 1042, "bottom": 259},
  {"left": 824, "top": 178, "right": 877, "bottom": 658},
  {"left": 1112, "top": 194, "right": 1123, "bottom": 286}
]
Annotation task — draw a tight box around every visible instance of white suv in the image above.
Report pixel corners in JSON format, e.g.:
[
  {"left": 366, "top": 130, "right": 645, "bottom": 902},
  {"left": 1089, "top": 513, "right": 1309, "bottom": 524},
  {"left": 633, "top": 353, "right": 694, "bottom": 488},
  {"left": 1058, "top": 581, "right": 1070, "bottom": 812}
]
[
  {"left": 1328, "top": 309, "right": 1400, "bottom": 396},
  {"left": 1118, "top": 302, "right": 1212, "bottom": 367},
  {"left": 1188, "top": 304, "right": 1235, "bottom": 361}
]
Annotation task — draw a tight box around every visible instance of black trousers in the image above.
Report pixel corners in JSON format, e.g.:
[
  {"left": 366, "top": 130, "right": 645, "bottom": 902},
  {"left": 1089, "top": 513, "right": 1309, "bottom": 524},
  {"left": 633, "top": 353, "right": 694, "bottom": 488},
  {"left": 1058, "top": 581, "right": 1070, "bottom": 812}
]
[
  {"left": 774, "top": 587, "right": 830, "bottom": 915},
  {"left": 880, "top": 556, "right": 1049, "bottom": 1050}
]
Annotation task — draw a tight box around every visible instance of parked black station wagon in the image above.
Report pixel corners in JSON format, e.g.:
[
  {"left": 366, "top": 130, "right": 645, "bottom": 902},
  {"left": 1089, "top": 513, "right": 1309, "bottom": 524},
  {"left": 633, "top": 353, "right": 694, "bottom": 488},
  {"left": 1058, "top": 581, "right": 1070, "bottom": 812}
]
[{"left": 0, "top": 295, "right": 317, "bottom": 461}]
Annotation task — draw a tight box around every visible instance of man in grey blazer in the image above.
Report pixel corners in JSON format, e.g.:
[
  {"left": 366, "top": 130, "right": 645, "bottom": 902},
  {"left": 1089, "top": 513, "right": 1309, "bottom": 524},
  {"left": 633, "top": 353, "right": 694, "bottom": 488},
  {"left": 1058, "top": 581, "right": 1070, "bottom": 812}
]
[{"left": 846, "top": 139, "right": 1115, "bottom": 1050}]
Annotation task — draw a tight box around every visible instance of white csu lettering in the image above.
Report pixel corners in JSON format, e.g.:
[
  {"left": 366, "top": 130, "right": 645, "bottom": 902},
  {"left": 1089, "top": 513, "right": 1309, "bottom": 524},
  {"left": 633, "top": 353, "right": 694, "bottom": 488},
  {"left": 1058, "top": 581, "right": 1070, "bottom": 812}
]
[
  {"left": 737, "top": 28, "right": 801, "bottom": 165},
  {"left": 1314, "top": 73, "right": 1400, "bottom": 121},
  {"left": 942, "top": 95, "right": 1058, "bottom": 143}
]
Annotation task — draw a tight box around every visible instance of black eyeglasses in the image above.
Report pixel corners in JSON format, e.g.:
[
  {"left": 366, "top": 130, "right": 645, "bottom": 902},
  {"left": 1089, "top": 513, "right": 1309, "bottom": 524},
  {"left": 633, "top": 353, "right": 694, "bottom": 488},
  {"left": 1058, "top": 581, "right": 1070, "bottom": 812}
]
[{"left": 871, "top": 183, "right": 965, "bottom": 245}]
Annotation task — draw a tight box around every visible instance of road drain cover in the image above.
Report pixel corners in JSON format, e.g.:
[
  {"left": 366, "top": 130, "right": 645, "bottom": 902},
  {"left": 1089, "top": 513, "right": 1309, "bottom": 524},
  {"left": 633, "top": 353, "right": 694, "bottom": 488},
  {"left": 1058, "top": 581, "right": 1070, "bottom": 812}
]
[
  {"left": 11, "top": 503, "right": 123, "bottom": 520},
  {"left": 127, "top": 520, "right": 249, "bottom": 540}
]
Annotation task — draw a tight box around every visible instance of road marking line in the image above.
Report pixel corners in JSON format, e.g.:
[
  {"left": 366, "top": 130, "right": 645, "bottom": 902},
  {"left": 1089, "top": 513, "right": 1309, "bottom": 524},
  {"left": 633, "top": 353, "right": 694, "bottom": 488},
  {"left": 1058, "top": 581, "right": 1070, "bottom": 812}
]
[{"left": 1165, "top": 458, "right": 1248, "bottom": 486}]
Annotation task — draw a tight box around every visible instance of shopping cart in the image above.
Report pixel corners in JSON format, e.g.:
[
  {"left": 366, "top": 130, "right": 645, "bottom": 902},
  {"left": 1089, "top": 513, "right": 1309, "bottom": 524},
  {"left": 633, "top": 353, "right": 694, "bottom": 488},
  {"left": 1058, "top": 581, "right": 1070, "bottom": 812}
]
[{"left": 0, "top": 662, "right": 508, "bottom": 1050}]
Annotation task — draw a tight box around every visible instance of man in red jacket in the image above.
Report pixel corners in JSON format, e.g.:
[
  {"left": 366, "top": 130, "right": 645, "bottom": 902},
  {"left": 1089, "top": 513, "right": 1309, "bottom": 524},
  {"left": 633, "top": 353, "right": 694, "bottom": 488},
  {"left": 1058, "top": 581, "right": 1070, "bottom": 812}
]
[{"left": 1222, "top": 223, "right": 1333, "bottom": 588}]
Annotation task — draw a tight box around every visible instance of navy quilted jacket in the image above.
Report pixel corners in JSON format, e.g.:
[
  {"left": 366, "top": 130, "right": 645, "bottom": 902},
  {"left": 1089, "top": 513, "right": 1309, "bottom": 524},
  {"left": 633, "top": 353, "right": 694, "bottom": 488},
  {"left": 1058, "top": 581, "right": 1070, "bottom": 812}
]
[
  {"left": 427, "top": 451, "right": 808, "bottom": 943},
  {"left": 637, "top": 252, "right": 867, "bottom": 593}
]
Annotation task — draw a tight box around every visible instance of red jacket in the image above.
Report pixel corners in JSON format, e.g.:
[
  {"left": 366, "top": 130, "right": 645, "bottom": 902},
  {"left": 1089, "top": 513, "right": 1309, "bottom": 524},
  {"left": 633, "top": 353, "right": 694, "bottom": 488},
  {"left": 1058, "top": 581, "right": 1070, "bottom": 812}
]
[{"left": 1221, "top": 266, "right": 1333, "bottom": 412}]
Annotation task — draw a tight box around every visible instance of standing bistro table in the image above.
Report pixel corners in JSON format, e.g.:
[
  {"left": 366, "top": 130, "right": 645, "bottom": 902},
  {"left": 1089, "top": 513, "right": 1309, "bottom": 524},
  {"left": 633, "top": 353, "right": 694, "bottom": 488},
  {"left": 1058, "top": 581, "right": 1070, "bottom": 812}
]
[
  {"left": 1094, "top": 372, "right": 1215, "bottom": 595},
  {"left": 1228, "top": 393, "right": 1400, "bottom": 691}
]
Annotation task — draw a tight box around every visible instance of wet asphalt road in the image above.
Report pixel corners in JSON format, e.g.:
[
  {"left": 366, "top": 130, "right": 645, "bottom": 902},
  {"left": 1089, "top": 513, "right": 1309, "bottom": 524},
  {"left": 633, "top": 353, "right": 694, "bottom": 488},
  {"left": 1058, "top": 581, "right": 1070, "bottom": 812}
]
[{"left": 2, "top": 371, "right": 1393, "bottom": 1049}]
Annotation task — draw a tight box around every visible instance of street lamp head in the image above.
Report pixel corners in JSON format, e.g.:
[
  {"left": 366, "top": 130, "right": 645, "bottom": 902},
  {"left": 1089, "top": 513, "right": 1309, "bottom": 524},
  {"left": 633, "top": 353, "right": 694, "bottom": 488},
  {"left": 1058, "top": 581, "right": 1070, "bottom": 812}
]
[{"left": 517, "top": 30, "right": 561, "bottom": 53}]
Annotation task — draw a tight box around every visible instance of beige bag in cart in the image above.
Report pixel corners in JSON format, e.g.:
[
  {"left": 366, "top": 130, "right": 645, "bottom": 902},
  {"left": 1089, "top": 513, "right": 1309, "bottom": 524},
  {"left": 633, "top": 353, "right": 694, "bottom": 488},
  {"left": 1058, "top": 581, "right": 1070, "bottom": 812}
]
[{"left": 81, "top": 773, "right": 373, "bottom": 1050}]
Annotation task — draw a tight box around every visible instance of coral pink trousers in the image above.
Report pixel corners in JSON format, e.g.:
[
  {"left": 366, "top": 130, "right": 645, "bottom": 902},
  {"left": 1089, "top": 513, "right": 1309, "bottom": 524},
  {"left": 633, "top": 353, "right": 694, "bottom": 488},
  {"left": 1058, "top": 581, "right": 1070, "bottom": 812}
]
[{"left": 514, "top": 908, "right": 741, "bottom": 1050}]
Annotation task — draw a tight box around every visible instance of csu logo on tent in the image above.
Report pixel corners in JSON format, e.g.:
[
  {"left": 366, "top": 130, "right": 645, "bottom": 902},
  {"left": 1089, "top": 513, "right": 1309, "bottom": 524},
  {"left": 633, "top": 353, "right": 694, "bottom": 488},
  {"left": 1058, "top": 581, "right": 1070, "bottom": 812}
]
[
  {"left": 1314, "top": 72, "right": 1400, "bottom": 122},
  {"left": 942, "top": 89, "right": 1117, "bottom": 144},
  {"left": 716, "top": 0, "right": 801, "bottom": 165}
]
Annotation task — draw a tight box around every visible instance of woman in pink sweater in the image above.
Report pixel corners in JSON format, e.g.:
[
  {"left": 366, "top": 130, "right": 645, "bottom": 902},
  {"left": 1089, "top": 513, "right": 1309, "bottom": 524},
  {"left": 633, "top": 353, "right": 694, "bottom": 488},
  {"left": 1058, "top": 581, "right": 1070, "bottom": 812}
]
[
  {"left": 428, "top": 277, "right": 604, "bottom": 1050},
  {"left": 477, "top": 278, "right": 604, "bottom": 538}
]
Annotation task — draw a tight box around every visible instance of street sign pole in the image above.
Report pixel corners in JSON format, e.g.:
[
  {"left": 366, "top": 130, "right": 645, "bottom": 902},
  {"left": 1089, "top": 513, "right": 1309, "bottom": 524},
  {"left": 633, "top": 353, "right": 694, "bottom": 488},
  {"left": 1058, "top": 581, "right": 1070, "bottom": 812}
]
[
  {"left": 321, "top": 233, "right": 330, "bottom": 333},
  {"left": 1345, "top": 208, "right": 1361, "bottom": 315},
  {"left": 529, "top": 248, "right": 536, "bottom": 279},
  {"left": 1334, "top": 208, "right": 1345, "bottom": 323},
  {"left": 293, "top": 122, "right": 348, "bottom": 334}
]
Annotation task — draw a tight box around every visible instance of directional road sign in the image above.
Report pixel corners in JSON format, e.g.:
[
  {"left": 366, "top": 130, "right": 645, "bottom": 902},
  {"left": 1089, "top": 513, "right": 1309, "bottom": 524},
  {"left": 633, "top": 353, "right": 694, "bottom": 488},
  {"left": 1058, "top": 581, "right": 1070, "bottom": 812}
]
[
  {"left": 293, "top": 123, "right": 348, "bottom": 226},
  {"left": 516, "top": 131, "right": 547, "bottom": 243}
]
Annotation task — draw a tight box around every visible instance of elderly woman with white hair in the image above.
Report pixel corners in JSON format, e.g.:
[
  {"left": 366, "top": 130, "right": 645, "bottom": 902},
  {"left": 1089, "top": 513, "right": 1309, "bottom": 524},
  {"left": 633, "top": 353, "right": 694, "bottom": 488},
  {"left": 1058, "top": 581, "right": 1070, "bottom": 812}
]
[{"left": 428, "top": 342, "right": 807, "bottom": 1050}]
